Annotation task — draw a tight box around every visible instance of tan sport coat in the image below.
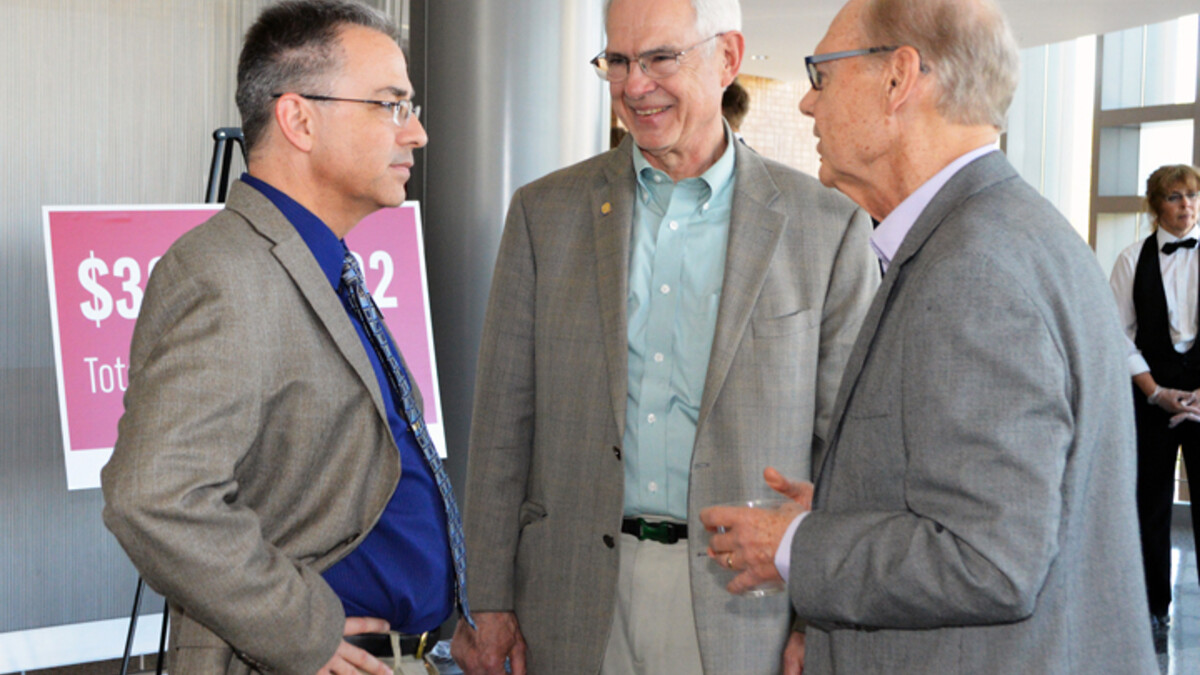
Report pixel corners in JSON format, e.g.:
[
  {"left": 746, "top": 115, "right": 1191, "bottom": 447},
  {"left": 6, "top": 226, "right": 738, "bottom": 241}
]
[
  {"left": 463, "top": 136, "right": 879, "bottom": 673},
  {"left": 102, "top": 182, "right": 408, "bottom": 675},
  {"left": 791, "top": 152, "right": 1159, "bottom": 673}
]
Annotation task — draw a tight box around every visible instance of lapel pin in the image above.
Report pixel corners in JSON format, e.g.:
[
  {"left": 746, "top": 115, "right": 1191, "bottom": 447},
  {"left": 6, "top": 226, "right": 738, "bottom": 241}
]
[{"left": 601, "top": 202, "right": 612, "bottom": 215}]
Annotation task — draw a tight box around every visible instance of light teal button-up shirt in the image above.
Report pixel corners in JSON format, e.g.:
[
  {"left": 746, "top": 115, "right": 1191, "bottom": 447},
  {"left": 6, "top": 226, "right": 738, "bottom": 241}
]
[{"left": 623, "top": 128, "right": 737, "bottom": 520}]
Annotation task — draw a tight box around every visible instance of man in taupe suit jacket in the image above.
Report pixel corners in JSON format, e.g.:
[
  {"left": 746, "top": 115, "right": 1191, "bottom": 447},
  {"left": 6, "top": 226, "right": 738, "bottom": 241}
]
[
  {"left": 102, "top": 2, "right": 464, "bottom": 674},
  {"left": 703, "top": 0, "right": 1158, "bottom": 672},
  {"left": 451, "top": 0, "right": 878, "bottom": 673}
]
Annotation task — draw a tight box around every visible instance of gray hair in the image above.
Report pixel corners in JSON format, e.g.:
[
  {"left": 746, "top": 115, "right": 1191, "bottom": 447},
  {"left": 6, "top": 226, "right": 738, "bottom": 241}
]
[
  {"left": 604, "top": 0, "right": 742, "bottom": 43},
  {"left": 861, "top": 0, "right": 1019, "bottom": 130},
  {"left": 236, "top": 0, "right": 396, "bottom": 153}
]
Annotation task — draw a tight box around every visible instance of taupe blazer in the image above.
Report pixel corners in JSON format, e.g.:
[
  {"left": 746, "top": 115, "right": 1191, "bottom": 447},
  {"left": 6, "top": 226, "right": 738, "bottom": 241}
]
[
  {"left": 463, "top": 136, "right": 879, "bottom": 673},
  {"left": 790, "top": 152, "right": 1159, "bottom": 673},
  {"left": 103, "top": 182, "right": 407, "bottom": 675}
]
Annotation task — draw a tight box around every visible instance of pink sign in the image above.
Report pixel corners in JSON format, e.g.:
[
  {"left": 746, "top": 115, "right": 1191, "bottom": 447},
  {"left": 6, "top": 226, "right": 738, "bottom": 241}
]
[{"left": 43, "top": 203, "right": 443, "bottom": 490}]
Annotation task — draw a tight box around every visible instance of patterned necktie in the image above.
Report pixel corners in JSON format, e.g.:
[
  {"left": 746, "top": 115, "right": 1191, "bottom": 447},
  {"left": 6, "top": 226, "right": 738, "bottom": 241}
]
[{"left": 339, "top": 248, "right": 474, "bottom": 629}]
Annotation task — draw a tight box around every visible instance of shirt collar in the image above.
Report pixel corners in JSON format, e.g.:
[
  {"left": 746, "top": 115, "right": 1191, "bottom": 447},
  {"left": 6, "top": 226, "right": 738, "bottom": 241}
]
[
  {"left": 1155, "top": 224, "right": 1200, "bottom": 247},
  {"left": 631, "top": 121, "right": 737, "bottom": 203},
  {"left": 871, "top": 143, "right": 998, "bottom": 271},
  {"left": 240, "top": 172, "right": 345, "bottom": 289}
]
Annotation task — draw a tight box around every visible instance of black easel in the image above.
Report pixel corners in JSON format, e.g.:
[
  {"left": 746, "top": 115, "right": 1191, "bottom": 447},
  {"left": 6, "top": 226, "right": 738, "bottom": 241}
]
[{"left": 118, "top": 126, "right": 247, "bottom": 675}]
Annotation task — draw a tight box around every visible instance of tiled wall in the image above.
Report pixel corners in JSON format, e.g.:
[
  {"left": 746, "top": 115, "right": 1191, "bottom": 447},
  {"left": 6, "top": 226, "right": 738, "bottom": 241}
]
[{"left": 737, "top": 74, "right": 820, "bottom": 178}]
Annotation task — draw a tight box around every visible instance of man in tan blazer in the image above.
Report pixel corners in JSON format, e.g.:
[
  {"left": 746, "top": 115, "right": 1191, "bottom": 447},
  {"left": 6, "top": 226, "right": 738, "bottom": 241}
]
[
  {"left": 450, "top": 0, "right": 878, "bottom": 673},
  {"left": 704, "top": 0, "right": 1158, "bottom": 672},
  {"left": 101, "top": 2, "right": 463, "bottom": 674}
]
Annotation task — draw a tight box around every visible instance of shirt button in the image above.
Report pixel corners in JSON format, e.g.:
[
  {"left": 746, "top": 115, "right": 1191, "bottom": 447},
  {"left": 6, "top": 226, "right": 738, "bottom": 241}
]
[
  {"left": 654, "top": 352, "right": 664, "bottom": 363},
  {"left": 660, "top": 284, "right": 670, "bottom": 294},
  {"left": 648, "top": 481, "right": 659, "bottom": 493},
  {"left": 702, "top": 202, "right": 710, "bottom": 211},
  {"left": 669, "top": 220, "right": 679, "bottom": 230},
  {"left": 654, "top": 175, "right": 663, "bottom": 183},
  {"left": 647, "top": 413, "right": 657, "bottom": 424}
]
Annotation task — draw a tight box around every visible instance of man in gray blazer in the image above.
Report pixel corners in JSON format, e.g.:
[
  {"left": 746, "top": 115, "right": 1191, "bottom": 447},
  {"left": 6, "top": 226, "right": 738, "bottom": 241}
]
[
  {"left": 703, "top": 0, "right": 1158, "bottom": 672},
  {"left": 102, "top": 2, "right": 464, "bottom": 674},
  {"left": 450, "top": 0, "right": 878, "bottom": 673}
]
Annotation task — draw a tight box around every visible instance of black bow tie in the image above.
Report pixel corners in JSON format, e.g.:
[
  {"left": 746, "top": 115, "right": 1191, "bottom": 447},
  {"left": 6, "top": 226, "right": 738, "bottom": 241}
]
[{"left": 1162, "top": 238, "right": 1198, "bottom": 255}]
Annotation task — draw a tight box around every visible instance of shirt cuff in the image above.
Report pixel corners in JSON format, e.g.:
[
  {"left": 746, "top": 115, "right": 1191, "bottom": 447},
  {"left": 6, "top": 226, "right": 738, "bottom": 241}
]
[
  {"left": 1128, "top": 353, "right": 1150, "bottom": 377},
  {"left": 774, "top": 512, "right": 809, "bottom": 583}
]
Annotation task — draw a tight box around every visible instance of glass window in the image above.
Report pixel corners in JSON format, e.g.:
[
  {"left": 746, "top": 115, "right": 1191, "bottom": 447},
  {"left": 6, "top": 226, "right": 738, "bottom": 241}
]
[
  {"left": 1095, "top": 212, "right": 1149, "bottom": 277},
  {"left": 1101, "top": 14, "right": 1198, "bottom": 110},
  {"left": 1006, "top": 36, "right": 1095, "bottom": 237},
  {"left": 1097, "top": 119, "right": 1194, "bottom": 196}
]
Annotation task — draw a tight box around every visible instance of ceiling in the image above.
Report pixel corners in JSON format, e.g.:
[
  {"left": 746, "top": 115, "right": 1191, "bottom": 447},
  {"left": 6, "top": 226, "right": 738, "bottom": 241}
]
[{"left": 740, "top": 0, "right": 1200, "bottom": 82}]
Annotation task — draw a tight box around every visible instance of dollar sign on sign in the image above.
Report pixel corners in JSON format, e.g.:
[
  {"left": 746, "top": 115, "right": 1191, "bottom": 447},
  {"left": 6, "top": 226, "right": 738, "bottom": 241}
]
[{"left": 78, "top": 251, "right": 113, "bottom": 328}]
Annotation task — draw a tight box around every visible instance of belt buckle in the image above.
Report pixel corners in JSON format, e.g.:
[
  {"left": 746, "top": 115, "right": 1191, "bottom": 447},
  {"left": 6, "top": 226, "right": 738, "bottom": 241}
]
[{"left": 638, "top": 518, "right": 679, "bottom": 544}]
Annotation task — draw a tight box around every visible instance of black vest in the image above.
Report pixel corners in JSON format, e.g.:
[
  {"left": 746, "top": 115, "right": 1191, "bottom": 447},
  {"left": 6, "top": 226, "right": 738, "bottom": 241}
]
[{"left": 1132, "top": 233, "right": 1200, "bottom": 389}]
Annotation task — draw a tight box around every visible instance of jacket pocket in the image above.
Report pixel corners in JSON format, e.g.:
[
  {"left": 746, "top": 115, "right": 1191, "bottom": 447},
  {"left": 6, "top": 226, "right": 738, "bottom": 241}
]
[
  {"left": 518, "top": 500, "right": 548, "bottom": 528},
  {"left": 752, "top": 307, "right": 818, "bottom": 338}
]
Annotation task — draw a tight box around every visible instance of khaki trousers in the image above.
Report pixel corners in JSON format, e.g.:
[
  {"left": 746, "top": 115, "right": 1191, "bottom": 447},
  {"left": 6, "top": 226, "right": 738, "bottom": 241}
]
[{"left": 600, "top": 532, "right": 703, "bottom": 675}]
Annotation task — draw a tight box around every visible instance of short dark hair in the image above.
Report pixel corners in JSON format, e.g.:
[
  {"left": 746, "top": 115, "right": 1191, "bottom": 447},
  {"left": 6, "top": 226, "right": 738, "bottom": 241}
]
[
  {"left": 236, "top": 0, "right": 396, "bottom": 152},
  {"left": 722, "top": 80, "right": 749, "bottom": 131}
]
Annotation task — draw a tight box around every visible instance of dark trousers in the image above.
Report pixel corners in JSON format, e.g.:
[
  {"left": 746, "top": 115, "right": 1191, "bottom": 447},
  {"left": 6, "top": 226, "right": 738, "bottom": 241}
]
[{"left": 1134, "top": 393, "right": 1200, "bottom": 616}]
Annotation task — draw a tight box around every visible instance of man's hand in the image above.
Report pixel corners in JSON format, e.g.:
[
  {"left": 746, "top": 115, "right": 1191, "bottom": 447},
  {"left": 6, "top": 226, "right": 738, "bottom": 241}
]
[
  {"left": 700, "top": 468, "right": 812, "bottom": 595},
  {"left": 452, "top": 611, "right": 527, "bottom": 675},
  {"left": 764, "top": 466, "right": 814, "bottom": 510},
  {"left": 317, "top": 617, "right": 391, "bottom": 675},
  {"left": 783, "top": 629, "right": 805, "bottom": 675},
  {"left": 1148, "top": 385, "right": 1200, "bottom": 415}
]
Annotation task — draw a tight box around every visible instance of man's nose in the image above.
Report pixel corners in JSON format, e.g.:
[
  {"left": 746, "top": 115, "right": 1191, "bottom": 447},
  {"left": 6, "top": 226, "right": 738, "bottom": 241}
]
[
  {"left": 400, "top": 115, "right": 428, "bottom": 148},
  {"left": 623, "top": 61, "right": 657, "bottom": 97},
  {"left": 799, "top": 88, "right": 817, "bottom": 118}
]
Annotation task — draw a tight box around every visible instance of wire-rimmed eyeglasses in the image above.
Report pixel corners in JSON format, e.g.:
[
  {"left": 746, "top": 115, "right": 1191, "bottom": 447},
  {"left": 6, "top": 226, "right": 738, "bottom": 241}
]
[
  {"left": 590, "top": 33, "right": 725, "bottom": 83},
  {"left": 270, "top": 93, "right": 421, "bottom": 127},
  {"left": 804, "top": 46, "right": 899, "bottom": 91}
]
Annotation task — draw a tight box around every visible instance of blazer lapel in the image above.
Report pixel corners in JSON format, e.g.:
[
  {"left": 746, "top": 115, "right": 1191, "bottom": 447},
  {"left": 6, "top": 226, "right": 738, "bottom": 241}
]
[
  {"left": 226, "top": 182, "right": 390, "bottom": 427},
  {"left": 696, "top": 143, "right": 787, "bottom": 433},
  {"left": 813, "top": 151, "right": 1018, "bottom": 494},
  {"left": 594, "top": 138, "right": 637, "bottom": 440}
]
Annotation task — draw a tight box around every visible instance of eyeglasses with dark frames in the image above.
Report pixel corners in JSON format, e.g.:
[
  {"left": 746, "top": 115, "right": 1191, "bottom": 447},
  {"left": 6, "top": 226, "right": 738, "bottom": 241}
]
[
  {"left": 804, "top": 46, "right": 900, "bottom": 91},
  {"left": 590, "top": 33, "right": 726, "bottom": 83},
  {"left": 270, "top": 93, "right": 421, "bottom": 127}
]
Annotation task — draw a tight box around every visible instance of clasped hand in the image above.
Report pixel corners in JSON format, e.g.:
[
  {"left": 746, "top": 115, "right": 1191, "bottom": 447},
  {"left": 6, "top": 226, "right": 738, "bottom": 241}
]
[
  {"left": 699, "top": 467, "right": 813, "bottom": 595},
  {"left": 1150, "top": 386, "right": 1200, "bottom": 428}
]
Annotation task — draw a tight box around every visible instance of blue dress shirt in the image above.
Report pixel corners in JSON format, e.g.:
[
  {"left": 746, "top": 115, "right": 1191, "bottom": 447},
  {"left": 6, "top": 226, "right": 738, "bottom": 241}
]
[
  {"left": 241, "top": 174, "right": 453, "bottom": 633},
  {"left": 623, "top": 130, "right": 737, "bottom": 520}
]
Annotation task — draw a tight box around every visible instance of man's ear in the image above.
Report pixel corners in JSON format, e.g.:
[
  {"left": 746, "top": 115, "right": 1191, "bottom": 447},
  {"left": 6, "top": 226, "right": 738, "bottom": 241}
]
[
  {"left": 883, "top": 45, "right": 923, "bottom": 115},
  {"left": 272, "top": 93, "right": 317, "bottom": 153},
  {"left": 719, "top": 31, "right": 746, "bottom": 87}
]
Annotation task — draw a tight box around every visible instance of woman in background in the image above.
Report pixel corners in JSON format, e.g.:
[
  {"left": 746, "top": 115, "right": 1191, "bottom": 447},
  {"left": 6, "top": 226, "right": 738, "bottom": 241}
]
[{"left": 1110, "top": 163, "right": 1200, "bottom": 647}]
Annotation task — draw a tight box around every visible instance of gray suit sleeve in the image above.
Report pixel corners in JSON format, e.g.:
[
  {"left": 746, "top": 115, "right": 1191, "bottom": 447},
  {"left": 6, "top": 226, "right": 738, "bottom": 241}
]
[
  {"left": 101, "top": 250, "right": 344, "bottom": 674},
  {"left": 462, "top": 187, "right": 539, "bottom": 612},
  {"left": 791, "top": 252, "right": 1069, "bottom": 629},
  {"left": 813, "top": 207, "right": 879, "bottom": 457}
]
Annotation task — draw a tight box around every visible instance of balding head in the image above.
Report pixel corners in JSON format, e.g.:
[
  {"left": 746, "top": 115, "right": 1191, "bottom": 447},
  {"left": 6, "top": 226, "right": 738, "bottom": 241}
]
[{"left": 860, "top": 0, "right": 1019, "bottom": 130}]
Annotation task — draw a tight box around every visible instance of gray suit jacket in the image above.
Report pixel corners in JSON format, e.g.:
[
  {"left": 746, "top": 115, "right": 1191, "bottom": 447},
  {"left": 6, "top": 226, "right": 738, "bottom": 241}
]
[
  {"left": 790, "top": 152, "right": 1158, "bottom": 673},
  {"left": 464, "top": 136, "right": 879, "bottom": 674},
  {"left": 102, "top": 182, "right": 408, "bottom": 675}
]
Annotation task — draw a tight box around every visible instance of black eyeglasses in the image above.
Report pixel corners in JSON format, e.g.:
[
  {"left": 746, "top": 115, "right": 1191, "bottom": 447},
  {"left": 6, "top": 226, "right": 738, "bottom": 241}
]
[
  {"left": 804, "top": 46, "right": 899, "bottom": 91},
  {"left": 270, "top": 93, "right": 421, "bottom": 127},
  {"left": 590, "top": 33, "right": 725, "bottom": 83}
]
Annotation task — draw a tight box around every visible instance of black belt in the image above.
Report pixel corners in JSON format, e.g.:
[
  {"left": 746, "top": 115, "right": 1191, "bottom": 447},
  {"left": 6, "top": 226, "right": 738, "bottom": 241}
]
[
  {"left": 344, "top": 628, "right": 438, "bottom": 659},
  {"left": 622, "top": 517, "right": 688, "bottom": 544}
]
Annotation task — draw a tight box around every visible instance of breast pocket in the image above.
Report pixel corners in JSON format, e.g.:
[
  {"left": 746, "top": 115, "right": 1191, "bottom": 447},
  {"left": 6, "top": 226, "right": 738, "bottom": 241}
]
[{"left": 752, "top": 307, "right": 818, "bottom": 338}]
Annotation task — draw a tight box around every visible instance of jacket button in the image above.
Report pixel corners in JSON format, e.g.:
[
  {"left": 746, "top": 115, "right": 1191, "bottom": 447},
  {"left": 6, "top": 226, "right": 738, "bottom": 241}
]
[
  {"left": 612, "top": 446, "right": 622, "bottom": 460},
  {"left": 603, "top": 534, "right": 615, "bottom": 548}
]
